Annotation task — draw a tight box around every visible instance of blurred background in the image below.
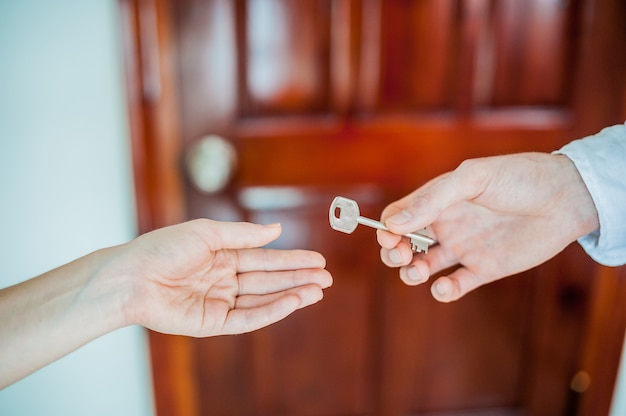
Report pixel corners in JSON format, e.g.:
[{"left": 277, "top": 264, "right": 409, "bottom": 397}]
[{"left": 1, "top": 0, "right": 625, "bottom": 415}]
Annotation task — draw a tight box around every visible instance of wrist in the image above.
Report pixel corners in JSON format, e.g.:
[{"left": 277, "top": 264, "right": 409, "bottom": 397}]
[
  {"left": 553, "top": 154, "right": 600, "bottom": 241},
  {"left": 87, "top": 245, "right": 137, "bottom": 330}
]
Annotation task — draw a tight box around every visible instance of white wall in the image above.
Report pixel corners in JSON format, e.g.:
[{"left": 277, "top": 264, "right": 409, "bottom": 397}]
[{"left": 0, "top": 1, "right": 154, "bottom": 415}]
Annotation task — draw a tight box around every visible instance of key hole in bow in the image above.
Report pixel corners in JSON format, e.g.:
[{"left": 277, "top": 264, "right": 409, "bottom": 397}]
[{"left": 334, "top": 206, "right": 342, "bottom": 220}]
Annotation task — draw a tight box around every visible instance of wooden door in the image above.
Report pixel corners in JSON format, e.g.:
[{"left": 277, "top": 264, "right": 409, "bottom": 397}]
[{"left": 119, "top": 0, "right": 626, "bottom": 415}]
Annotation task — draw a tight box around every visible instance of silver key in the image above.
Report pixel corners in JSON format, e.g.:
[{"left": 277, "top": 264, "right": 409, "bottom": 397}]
[{"left": 329, "top": 196, "right": 434, "bottom": 253}]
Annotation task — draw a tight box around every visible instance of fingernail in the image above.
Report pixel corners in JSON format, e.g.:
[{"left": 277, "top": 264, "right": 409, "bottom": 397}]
[
  {"left": 407, "top": 266, "right": 420, "bottom": 281},
  {"left": 389, "top": 248, "right": 402, "bottom": 264},
  {"left": 387, "top": 210, "right": 412, "bottom": 226},
  {"left": 434, "top": 281, "right": 447, "bottom": 296}
]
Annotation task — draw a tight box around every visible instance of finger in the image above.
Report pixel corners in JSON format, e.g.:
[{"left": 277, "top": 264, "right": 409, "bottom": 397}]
[
  {"left": 235, "top": 284, "right": 323, "bottom": 309},
  {"left": 238, "top": 269, "right": 333, "bottom": 295},
  {"left": 430, "top": 267, "right": 485, "bottom": 303},
  {"left": 398, "top": 260, "right": 430, "bottom": 286},
  {"left": 420, "top": 244, "right": 459, "bottom": 276},
  {"left": 222, "top": 295, "right": 300, "bottom": 335},
  {"left": 384, "top": 163, "right": 486, "bottom": 235},
  {"left": 237, "top": 248, "right": 327, "bottom": 273},
  {"left": 376, "top": 229, "right": 402, "bottom": 249},
  {"left": 379, "top": 243, "right": 414, "bottom": 267},
  {"left": 221, "top": 285, "right": 324, "bottom": 335},
  {"left": 192, "top": 219, "right": 284, "bottom": 250}
]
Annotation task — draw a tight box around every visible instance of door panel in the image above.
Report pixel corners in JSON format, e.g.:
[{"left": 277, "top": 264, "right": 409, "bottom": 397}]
[
  {"left": 120, "top": 0, "right": 626, "bottom": 414},
  {"left": 244, "top": 0, "right": 330, "bottom": 114},
  {"left": 489, "top": 0, "right": 577, "bottom": 106},
  {"left": 379, "top": 0, "right": 458, "bottom": 110}
]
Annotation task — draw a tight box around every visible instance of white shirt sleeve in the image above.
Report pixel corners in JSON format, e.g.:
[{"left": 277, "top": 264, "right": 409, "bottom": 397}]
[{"left": 554, "top": 123, "right": 626, "bottom": 266}]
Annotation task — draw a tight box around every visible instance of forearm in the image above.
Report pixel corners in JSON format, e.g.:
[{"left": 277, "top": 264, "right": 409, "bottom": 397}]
[{"left": 0, "top": 246, "right": 130, "bottom": 388}]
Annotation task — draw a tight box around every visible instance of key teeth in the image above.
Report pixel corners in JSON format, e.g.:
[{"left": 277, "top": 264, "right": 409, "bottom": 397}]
[
  {"left": 411, "top": 243, "right": 429, "bottom": 254},
  {"left": 410, "top": 228, "right": 433, "bottom": 253}
]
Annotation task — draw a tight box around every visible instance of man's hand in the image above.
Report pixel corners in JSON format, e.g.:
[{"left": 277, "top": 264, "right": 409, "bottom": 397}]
[{"left": 377, "top": 153, "right": 598, "bottom": 302}]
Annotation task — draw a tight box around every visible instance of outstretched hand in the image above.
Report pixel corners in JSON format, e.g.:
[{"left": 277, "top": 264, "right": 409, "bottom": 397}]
[
  {"left": 377, "top": 153, "right": 598, "bottom": 302},
  {"left": 120, "top": 219, "right": 332, "bottom": 336},
  {"left": 0, "top": 218, "right": 331, "bottom": 388}
]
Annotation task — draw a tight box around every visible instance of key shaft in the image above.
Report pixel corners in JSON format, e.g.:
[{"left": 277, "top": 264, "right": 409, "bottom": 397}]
[
  {"left": 356, "top": 216, "right": 386, "bottom": 230},
  {"left": 358, "top": 216, "right": 433, "bottom": 248}
]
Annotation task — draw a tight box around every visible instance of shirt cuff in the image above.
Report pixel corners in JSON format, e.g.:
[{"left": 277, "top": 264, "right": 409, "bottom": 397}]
[{"left": 553, "top": 123, "right": 626, "bottom": 266}]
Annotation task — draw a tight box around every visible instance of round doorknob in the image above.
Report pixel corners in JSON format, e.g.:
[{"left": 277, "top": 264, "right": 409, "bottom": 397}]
[{"left": 185, "top": 134, "right": 237, "bottom": 194}]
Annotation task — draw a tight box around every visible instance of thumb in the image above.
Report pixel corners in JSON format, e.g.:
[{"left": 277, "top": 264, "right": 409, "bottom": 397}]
[
  {"left": 384, "top": 162, "right": 485, "bottom": 234},
  {"left": 194, "top": 219, "right": 283, "bottom": 250}
]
